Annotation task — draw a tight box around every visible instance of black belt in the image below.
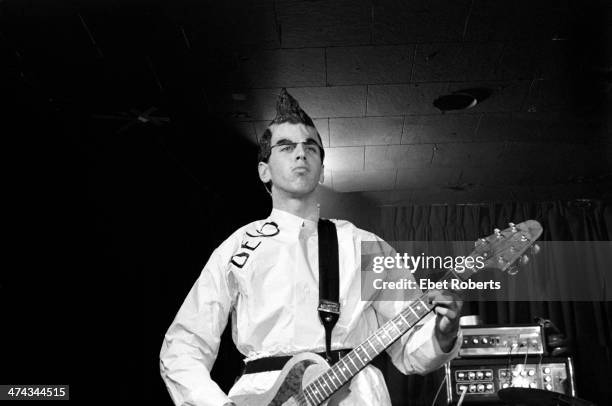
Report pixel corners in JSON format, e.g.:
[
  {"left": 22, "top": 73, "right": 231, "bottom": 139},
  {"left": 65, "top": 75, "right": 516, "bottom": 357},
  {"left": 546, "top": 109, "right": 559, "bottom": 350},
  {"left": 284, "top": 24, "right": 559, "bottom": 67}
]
[{"left": 243, "top": 349, "right": 352, "bottom": 374}]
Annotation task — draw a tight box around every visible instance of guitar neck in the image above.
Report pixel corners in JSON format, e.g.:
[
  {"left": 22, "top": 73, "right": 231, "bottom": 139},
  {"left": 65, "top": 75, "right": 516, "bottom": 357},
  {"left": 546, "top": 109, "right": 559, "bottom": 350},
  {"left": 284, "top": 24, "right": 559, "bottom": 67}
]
[
  {"left": 302, "top": 295, "right": 434, "bottom": 405},
  {"left": 301, "top": 216, "right": 543, "bottom": 406}
]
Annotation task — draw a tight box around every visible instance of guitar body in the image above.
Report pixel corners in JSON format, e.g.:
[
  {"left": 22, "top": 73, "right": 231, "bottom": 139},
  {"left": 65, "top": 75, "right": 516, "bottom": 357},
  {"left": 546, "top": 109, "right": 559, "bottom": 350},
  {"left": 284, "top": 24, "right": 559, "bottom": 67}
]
[{"left": 231, "top": 353, "right": 330, "bottom": 406}]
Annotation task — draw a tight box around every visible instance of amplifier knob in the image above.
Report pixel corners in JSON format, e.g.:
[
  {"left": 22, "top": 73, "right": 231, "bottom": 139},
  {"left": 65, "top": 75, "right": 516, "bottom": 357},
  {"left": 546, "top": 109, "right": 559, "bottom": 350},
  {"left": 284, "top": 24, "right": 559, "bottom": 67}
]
[
  {"left": 528, "top": 369, "right": 535, "bottom": 376},
  {"left": 459, "top": 385, "right": 468, "bottom": 393},
  {"left": 502, "top": 383, "right": 509, "bottom": 389},
  {"left": 546, "top": 384, "right": 553, "bottom": 391},
  {"left": 469, "top": 385, "right": 476, "bottom": 393},
  {"left": 482, "top": 337, "right": 488, "bottom": 344},
  {"left": 530, "top": 383, "right": 537, "bottom": 389},
  {"left": 500, "top": 370, "right": 507, "bottom": 378},
  {"left": 476, "top": 372, "right": 484, "bottom": 379},
  {"left": 543, "top": 367, "right": 551, "bottom": 374},
  {"left": 472, "top": 338, "right": 479, "bottom": 344},
  {"left": 512, "top": 370, "right": 519, "bottom": 377},
  {"left": 458, "top": 372, "right": 465, "bottom": 379},
  {"left": 520, "top": 370, "right": 527, "bottom": 377},
  {"left": 468, "top": 372, "right": 476, "bottom": 380},
  {"left": 544, "top": 376, "right": 552, "bottom": 382},
  {"left": 477, "top": 384, "right": 485, "bottom": 392},
  {"left": 486, "top": 384, "right": 493, "bottom": 391},
  {"left": 485, "top": 371, "right": 492, "bottom": 378}
]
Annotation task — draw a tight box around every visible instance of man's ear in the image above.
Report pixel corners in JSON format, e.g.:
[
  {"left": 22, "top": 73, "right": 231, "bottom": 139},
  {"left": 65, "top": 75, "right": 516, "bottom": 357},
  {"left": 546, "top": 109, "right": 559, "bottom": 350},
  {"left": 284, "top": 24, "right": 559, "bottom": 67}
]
[{"left": 258, "top": 162, "right": 271, "bottom": 183}]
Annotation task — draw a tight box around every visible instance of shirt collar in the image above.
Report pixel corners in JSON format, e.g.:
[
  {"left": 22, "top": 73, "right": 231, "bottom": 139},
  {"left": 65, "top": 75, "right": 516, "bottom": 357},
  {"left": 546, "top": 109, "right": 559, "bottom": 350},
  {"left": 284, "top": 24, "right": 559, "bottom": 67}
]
[{"left": 269, "top": 208, "right": 318, "bottom": 232}]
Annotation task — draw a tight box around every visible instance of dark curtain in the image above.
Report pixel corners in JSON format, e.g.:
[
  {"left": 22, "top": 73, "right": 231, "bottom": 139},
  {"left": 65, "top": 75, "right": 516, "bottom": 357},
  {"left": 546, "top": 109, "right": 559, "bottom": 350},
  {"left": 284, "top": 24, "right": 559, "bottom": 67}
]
[{"left": 375, "top": 201, "right": 612, "bottom": 406}]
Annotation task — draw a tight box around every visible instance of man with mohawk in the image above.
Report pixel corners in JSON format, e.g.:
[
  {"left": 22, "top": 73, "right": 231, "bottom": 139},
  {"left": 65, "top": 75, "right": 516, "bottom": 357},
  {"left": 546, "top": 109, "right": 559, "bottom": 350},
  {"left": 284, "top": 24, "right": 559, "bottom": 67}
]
[{"left": 160, "top": 89, "right": 463, "bottom": 406}]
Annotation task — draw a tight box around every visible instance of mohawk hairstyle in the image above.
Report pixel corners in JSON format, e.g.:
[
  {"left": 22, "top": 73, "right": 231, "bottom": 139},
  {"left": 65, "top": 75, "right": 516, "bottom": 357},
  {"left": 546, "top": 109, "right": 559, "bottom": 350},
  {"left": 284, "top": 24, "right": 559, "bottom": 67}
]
[{"left": 257, "top": 88, "right": 325, "bottom": 163}]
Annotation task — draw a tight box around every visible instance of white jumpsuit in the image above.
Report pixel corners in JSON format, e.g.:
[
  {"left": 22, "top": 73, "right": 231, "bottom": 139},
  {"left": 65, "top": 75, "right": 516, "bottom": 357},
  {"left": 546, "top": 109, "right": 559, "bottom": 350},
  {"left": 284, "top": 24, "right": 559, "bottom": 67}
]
[{"left": 160, "top": 209, "right": 461, "bottom": 406}]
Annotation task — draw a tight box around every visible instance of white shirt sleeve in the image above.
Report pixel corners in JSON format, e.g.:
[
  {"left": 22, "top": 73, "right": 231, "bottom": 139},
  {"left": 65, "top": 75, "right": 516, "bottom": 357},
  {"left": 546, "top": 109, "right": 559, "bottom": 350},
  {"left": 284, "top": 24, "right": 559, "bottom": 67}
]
[
  {"left": 367, "top": 237, "right": 462, "bottom": 376},
  {"left": 373, "top": 299, "right": 462, "bottom": 376},
  {"left": 159, "top": 248, "right": 235, "bottom": 406}
]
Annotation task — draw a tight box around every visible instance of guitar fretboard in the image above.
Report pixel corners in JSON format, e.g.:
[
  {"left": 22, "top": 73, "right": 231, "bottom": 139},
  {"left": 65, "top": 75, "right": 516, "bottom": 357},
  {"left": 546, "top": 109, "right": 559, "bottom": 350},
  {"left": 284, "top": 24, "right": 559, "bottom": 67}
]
[{"left": 302, "top": 298, "right": 433, "bottom": 405}]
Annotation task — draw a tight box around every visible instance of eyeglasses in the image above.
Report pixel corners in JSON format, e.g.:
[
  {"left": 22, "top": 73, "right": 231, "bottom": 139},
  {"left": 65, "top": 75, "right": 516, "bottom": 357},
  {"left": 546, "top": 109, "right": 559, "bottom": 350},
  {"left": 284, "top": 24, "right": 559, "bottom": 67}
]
[{"left": 270, "top": 139, "right": 322, "bottom": 155}]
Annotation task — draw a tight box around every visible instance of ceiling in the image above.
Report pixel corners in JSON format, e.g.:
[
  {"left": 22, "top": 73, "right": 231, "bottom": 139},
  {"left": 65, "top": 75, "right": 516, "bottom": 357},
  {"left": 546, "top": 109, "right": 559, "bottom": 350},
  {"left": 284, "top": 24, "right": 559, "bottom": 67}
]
[{"left": 3, "top": 0, "right": 611, "bottom": 205}]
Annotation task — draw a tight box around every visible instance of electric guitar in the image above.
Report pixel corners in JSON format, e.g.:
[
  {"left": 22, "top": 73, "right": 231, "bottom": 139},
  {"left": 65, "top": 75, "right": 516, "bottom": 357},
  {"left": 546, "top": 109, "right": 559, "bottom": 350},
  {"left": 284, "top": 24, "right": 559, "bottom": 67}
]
[{"left": 231, "top": 220, "right": 543, "bottom": 406}]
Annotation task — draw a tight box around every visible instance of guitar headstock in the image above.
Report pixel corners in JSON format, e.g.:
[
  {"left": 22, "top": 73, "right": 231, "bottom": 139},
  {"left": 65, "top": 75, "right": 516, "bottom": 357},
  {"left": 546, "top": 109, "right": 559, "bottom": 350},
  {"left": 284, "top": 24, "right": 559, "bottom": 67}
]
[{"left": 456, "top": 220, "right": 543, "bottom": 279}]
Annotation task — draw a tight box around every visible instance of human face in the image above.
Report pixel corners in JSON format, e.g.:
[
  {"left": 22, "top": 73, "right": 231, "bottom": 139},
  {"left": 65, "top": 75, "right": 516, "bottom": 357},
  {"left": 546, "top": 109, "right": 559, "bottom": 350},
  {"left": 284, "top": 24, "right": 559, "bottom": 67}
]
[{"left": 258, "top": 122, "right": 324, "bottom": 198}]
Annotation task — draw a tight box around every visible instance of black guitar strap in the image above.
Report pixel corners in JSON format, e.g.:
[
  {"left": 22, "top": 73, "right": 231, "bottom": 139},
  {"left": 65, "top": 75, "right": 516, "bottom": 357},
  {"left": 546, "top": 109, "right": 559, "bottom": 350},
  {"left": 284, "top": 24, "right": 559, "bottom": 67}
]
[{"left": 317, "top": 218, "right": 340, "bottom": 364}]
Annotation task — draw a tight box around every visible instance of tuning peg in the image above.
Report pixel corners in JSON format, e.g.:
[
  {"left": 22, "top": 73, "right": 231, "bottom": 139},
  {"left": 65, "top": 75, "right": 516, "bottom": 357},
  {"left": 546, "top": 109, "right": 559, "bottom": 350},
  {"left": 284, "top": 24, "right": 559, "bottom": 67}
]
[
  {"left": 507, "top": 264, "right": 521, "bottom": 275},
  {"left": 475, "top": 238, "right": 487, "bottom": 247},
  {"left": 530, "top": 244, "right": 541, "bottom": 255},
  {"left": 520, "top": 235, "right": 528, "bottom": 242},
  {"left": 494, "top": 228, "right": 502, "bottom": 239},
  {"left": 510, "top": 246, "right": 516, "bottom": 253},
  {"left": 509, "top": 222, "right": 517, "bottom": 232},
  {"left": 497, "top": 255, "right": 505, "bottom": 264}
]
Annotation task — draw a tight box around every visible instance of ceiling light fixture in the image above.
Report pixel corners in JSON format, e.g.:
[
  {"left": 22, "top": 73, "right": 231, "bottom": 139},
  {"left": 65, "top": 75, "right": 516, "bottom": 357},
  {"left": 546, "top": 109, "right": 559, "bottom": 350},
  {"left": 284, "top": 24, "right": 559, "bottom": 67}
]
[{"left": 433, "top": 87, "right": 492, "bottom": 112}]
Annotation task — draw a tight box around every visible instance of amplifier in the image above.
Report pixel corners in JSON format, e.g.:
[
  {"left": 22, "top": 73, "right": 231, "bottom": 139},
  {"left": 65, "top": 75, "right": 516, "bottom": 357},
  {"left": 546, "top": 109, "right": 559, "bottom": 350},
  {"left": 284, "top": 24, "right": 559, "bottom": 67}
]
[
  {"left": 441, "top": 357, "right": 576, "bottom": 405},
  {"left": 459, "top": 325, "right": 544, "bottom": 357}
]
